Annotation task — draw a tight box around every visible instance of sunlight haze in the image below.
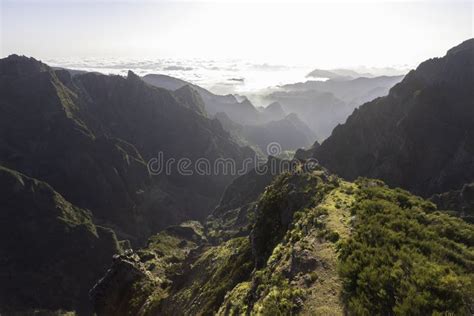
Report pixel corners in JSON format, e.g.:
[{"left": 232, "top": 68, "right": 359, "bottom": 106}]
[{"left": 1, "top": 0, "right": 472, "bottom": 68}]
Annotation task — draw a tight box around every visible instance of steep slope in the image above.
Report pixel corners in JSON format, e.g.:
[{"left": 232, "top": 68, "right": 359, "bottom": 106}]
[
  {"left": 173, "top": 84, "right": 208, "bottom": 116},
  {"left": 0, "top": 165, "right": 121, "bottom": 314},
  {"left": 91, "top": 162, "right": 474, "bottom": 315},
  {"left": 207, "top": 156, "right": 289, "bottom": 242},
  {"left": 314, "top": 39, "right": 474, "bottom": 197},
  {"left": 0, "top": 55, "right": 255, "bottom": 242},
  {"left": 0, "top": 56, "right": 151, "bottom": 239}
]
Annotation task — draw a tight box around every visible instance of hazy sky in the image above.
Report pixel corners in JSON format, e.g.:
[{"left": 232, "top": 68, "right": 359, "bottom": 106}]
[{"left": 1, "top": 0, "right": 472, "bottom": 68}]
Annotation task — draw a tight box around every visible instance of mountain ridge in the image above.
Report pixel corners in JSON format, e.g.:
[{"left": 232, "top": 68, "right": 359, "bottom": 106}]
[
  {"left": 312, "top": 38, "right": 474, "bottom": 196},
  {"left": 0, "top": 55, "right": 255, "bottom": 243}
]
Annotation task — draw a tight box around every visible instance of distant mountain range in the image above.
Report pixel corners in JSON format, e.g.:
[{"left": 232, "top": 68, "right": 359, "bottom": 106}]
[
  {"left": 266, "top": 75, "right": 404, "bottom": 139},
  {"left": 143, "top": 74, "right": 264, "bottom": 125},
  {"left": 143, "top": 73, "right": 317, "bottom": 152},
  {"left": 306, "top": 68, "right": 372, "bottom": 80}
]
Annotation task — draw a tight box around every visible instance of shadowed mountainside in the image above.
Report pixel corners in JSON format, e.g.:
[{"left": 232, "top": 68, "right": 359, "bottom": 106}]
[
  {"left": 0, "top": 165, "right": 121, "bottom": 314},
  {"left": 312, "top": 38, "right": 474, "bottom": 197},
  {"left": 0, "top": 55, "right": 255, "bottom": 243}
]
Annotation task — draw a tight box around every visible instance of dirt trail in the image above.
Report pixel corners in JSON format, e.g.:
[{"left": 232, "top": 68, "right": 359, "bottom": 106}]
[{"left": 300, "top": 181, "right": 355, "bottom": 315}]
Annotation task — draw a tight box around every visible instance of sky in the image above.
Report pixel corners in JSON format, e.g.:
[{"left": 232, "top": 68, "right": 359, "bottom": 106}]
[{"left": 0, "top": 0, "right": 472, "bottom": 69}]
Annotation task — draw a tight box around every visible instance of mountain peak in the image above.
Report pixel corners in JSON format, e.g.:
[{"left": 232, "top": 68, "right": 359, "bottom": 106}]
[
  {"left": 239, "top": 98, "right": 257, "bottom": 111},
  {"left": 127, "top": 70, "right": 141, "bottom": 81},
  {"left": 0, "top": 54, "right": 49, "bottom": 77},
  {"left": 265, "top": 101, "right": 284, "bottom": 113},
  {"left": 174, "top": 84, "right": 207, "bottom": 116},
  {"left": 447, "top": 38, "right": 474, "bottom": 56},
  {"left": 285, "top": 112, "right": 299, "bottom": 121},
  {"left": 175, "top": 84, "right": 194, "bottom": 94}
]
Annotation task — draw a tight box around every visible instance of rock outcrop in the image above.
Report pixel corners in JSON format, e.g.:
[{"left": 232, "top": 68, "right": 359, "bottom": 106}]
[
  {"left": 431, "top": 182, "right": 474, "bottom": 222},
  {"left": 91, "top": 162, "right": 474, "bottom": 315}
]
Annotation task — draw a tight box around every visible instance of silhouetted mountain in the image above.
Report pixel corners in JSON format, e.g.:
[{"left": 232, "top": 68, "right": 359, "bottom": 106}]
[
  {"left": 213, "top": 112, "right": 262, "bottom": 155},
  {"left": 307, "top": 67, "right": 407, "bottom": 79},
  {"left": 267, "top": 75, "right": 404, "bottom": 139},
  {"left": 143, "top": 73, "right": 264, "bottom": 125},
  {"left": 283, "top": 75, "right": 404, "bottom": 104},
  {"left": 243, "top": 113, "right": 316, "bottom": 152},
  {"left": 267, "top": 89, "right": 347, "bottom": 139},
  {"left": 306, "top": 68, "right": 365, "bottom": 80},
  {"left": 0, "top": 165, "right": 121, "bottom": 314},
  {"left": 261, "top": 101, "right": 286, "bottom": 122},
  {"left": 313, "top": 39, "right": 474, "bottom": 197},
  {"left": 214, "top": 111, "right": 316, "bottom": 153}
]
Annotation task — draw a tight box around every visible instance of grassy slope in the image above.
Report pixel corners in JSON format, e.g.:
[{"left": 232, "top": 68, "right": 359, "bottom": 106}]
[{"left": 112, "top": 167, "right": 474, "bottom": 315}]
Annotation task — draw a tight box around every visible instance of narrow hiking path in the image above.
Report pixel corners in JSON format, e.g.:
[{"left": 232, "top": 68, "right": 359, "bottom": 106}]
[{"left": 301, "top": 180, "right": 355, "bottom": 315}]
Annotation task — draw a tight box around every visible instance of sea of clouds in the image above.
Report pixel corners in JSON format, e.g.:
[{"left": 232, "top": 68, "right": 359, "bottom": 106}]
[
  {"left": 45, "top": 57, "right": 409, "bottom": 107},
  {"left": 46, "top": 57, "right": 315, "bottom": 105}
]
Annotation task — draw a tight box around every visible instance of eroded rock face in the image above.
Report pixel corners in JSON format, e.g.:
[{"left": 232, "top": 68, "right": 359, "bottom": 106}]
[
  {"left": 90, "top": 252, "right": 157, "bottom": 316},
  {"left": 431, "top": 182, "right": 474, "bottom": 222},
  {"left": 91, "top": 221, "right": 208, "bottom": 316},
  {"left": 250, "top": 167, "right": 332, "bottom": 268}
]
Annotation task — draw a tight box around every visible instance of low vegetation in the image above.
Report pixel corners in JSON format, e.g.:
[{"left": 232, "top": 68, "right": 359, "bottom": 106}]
[
  {"left": 94, "top": 167, "right": 474, "bottom": 315},
  {"left": 339, "top": 179, "right": 474, "bottom": 315}
]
